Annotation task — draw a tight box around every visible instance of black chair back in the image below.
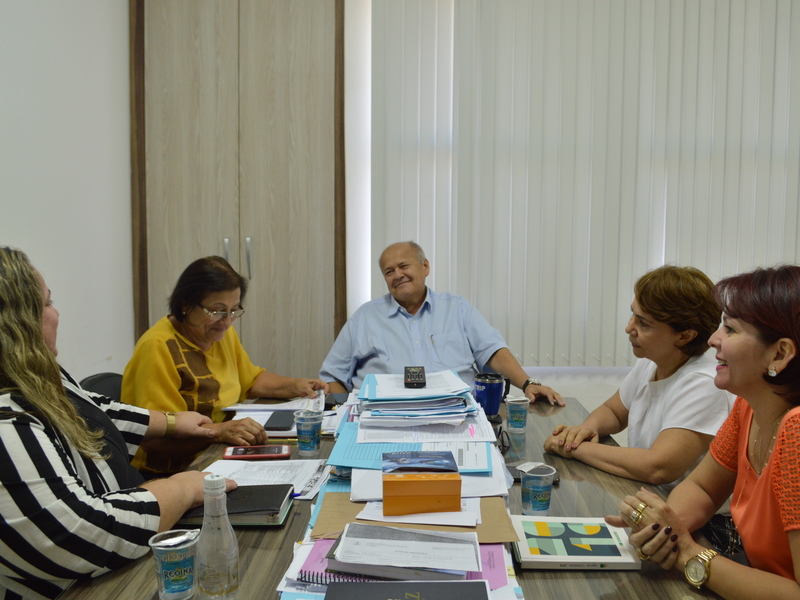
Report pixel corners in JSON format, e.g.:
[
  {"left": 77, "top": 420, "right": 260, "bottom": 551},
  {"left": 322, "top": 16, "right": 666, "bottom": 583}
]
[{"left": 79, "top": 372, "right": 123, "bottom": 402}]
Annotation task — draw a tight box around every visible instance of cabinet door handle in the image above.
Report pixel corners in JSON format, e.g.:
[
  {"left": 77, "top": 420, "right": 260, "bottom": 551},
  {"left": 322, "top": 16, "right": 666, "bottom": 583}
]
[
  {"left": 246, "top": 237, "right": 252, "bottom": 279},
  {"left": 223, "top": 238, "right": 230, "bottom": 263}
]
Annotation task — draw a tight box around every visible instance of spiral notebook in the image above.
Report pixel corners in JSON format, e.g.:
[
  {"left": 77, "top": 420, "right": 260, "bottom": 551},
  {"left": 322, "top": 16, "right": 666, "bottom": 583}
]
[{"left": 297, "top": 538, "right": 384, "bottom": 585}]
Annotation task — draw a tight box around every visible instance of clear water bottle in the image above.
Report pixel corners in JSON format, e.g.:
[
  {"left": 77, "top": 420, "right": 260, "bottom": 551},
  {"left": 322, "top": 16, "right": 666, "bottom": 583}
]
[{"left": 196, "top": 474, "right": 239, "bottom": 599}]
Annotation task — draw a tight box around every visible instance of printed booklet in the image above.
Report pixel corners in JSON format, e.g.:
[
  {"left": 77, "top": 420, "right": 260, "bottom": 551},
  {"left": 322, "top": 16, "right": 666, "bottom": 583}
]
[{"left": 510, "top": 515, "right": 641, "bottom": 570}]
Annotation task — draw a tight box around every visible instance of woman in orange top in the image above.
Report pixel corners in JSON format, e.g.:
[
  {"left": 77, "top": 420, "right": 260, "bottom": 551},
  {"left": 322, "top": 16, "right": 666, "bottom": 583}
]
[{"left": 606, "top": 265, "right": 800, "bottom": 598}]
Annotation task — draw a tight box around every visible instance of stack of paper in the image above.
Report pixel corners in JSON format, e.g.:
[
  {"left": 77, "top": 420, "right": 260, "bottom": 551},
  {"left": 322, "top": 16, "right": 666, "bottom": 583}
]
[
  {"left": 326, "top": 523, "right": 482, "bottom": 581},
  {"left": 357, "top": 371, "right": 476, "bottom": 428}
]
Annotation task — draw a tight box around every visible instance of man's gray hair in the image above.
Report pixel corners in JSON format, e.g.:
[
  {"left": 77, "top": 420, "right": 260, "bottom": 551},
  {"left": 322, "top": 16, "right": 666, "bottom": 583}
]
[
  {"left": 406, "top": 241, "right": 426, "bottom": 264},
  {"left": 379, "top": 241, "right": 427, "bottom": 267}
]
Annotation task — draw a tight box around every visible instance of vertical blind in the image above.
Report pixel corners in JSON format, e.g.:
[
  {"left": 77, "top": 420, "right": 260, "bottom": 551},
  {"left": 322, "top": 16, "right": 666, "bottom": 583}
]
[{"left": 370, "top": 0, "right": 800, "bottom": 368}]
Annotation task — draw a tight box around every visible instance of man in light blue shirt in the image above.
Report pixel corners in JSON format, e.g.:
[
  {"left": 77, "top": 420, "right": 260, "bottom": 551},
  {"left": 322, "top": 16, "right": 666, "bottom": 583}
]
[{"left": 320, "top": 242, "right": 563, "bottom": 405}]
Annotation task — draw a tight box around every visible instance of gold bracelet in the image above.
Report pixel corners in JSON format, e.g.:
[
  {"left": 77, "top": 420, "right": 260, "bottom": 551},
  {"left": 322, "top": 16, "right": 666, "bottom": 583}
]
[{"left": 164, "top": 412, "right": 177, "bottom": 438}]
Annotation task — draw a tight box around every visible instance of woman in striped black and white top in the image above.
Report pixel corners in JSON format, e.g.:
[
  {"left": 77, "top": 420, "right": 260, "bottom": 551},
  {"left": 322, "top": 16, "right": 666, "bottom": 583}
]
[{"left": 0, "top": 247, "right": 236, "bottom": 600}]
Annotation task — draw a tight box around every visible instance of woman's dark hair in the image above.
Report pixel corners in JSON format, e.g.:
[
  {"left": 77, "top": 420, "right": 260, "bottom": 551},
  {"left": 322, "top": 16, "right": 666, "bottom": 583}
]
[
  {"left": 634, "top": 265, "right": 721, "bottom": 357},
  {"left": 169, "top": 256, "right": 247, "bottom": 321},
  {"left": 714, "top": 265, "right": 800, "bottom": 404}
]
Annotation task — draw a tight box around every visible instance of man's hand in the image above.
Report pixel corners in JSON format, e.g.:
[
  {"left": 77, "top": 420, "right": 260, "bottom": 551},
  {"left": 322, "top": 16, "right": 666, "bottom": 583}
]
[{"left": 525, "top": 384, "right": 565, "bottom": 406}]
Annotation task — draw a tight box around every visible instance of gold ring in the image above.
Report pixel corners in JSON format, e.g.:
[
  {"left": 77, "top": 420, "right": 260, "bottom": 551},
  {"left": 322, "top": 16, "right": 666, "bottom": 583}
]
[
  {"left": 629, "top": 509, "right": 643, "bottom": 525},
  {"left": 635, "top": 501, "right": 648, "bottom": 513},
  {"left": 636, "top": 548, "right": 651, "bottom": 561}
]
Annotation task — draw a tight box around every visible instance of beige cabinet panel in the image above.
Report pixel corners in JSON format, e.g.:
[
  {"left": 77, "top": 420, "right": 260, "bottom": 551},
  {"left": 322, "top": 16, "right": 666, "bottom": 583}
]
[
  {"left": 145, "top": 0, "right": 240, "bottom": 322},
  {"left": 141, "top": 0, "right": 336, "bottom": 380},
  {"left": 239, "top": 0, "right": 335, "bottom": 378}
]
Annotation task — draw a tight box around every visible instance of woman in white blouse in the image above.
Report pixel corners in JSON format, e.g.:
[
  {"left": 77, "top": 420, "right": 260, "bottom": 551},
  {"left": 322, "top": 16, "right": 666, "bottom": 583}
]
[{"left": 544, "top": 265, "right": 733, "bottom": 490}]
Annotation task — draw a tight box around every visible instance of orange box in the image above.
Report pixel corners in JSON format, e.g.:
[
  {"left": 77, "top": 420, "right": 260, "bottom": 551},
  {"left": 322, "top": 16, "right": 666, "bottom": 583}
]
[{"left": 382, "top": 472, "right": 462, "bottom": 516}]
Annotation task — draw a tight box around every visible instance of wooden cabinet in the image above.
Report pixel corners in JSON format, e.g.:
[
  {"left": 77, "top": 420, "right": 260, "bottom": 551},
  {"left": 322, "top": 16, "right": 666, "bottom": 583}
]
[{"left": 134, "top": 0, "right": 341, "bottom": 379}]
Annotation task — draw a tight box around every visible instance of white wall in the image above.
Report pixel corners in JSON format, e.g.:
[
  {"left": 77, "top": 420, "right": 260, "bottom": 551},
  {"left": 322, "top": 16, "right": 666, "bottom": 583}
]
[{"left": 0, "top": 1, "right": 134, "bottom": 380}]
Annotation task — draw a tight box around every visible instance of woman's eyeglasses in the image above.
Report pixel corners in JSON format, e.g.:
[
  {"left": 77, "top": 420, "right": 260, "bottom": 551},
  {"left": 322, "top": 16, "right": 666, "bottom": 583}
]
[{"left": 200, "top": 306, "right": 246, "bottom": 322}]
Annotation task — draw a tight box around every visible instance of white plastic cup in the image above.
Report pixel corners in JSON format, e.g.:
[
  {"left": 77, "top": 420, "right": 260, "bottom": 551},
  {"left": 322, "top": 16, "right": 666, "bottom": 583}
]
[
  {"left": 294, "top": 410, "right": 323, "bottom": 457},
  {"left": 520, "top": 464, "right": 557, "bottom": 516},
  {"left": 148, "top": 529, "right": 200, "bottom": 600},
  {"left": 505, "top": 397, "right": 529, "bottom": 432}
]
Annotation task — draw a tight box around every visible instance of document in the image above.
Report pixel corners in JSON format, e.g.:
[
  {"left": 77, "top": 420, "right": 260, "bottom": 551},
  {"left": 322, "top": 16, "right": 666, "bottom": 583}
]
[
  {"left": 359, "top": 370, "right": 470, "bottom": 400},
  {"left": 328, "top": 422, "right": 493, "bottom": 472},
  {"left": 356, "top": 413, "right": 497, "bottom": 444},
  {"left": 335, "top": 523, "right": 482, "bottom": 572},
  {"left": 357, "top": 498, "right": 481, "bottom": 527},
  {"left": 203, "top": 459, "right": 328, "bottom": 500},
  {"left": 223, "top": 395, "right": 325, "bottom": 412}
]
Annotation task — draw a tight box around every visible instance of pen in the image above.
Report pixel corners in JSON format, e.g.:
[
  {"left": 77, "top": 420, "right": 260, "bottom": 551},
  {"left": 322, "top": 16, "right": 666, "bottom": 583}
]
[{"left": 290, "top": 492, "right": 303, "bottom": 498}]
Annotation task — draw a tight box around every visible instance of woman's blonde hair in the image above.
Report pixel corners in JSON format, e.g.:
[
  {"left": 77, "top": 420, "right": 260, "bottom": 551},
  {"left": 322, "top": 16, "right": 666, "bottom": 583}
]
[{"left": 0, "top": 247, "right": 104, "bottom": 457}]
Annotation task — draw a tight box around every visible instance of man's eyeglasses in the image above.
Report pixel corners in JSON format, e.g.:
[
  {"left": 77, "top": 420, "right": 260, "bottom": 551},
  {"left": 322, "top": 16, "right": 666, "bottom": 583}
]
[
  {"left": 495, "top": 427, "right": 510, "bottom": 455},
  {"left": 200, "top": 305, "right": 245, "bottom": 322}
]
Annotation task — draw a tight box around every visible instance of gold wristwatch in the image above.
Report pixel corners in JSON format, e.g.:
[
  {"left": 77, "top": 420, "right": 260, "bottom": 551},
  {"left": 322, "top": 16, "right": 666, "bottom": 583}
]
[
  {"left": 164, "top": 411, "right": 177, "bottom": 438},
  {"left": 684, "top": 548, "right": 718, "bottom": 589}
]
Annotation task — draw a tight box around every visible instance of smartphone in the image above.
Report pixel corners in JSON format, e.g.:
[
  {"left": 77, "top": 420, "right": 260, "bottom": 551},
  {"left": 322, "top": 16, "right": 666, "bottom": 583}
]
[
  {"left": 264, "top": 411, "right": 295, "bottom": 431},
  {"left": 223, "top": 445, "right": 291, "bottom": 460}
]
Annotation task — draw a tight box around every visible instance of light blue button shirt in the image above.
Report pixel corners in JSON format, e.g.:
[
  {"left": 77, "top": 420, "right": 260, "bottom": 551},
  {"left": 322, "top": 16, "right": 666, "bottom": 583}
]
[{"left": 319, "top": 288, "right": 507, "bottom": 391}]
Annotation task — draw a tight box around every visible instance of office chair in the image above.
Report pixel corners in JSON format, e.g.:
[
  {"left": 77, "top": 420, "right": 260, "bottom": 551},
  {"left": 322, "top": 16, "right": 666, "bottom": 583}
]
[{"left": 79, "top": 372, "right": 123, "bottom": 402}]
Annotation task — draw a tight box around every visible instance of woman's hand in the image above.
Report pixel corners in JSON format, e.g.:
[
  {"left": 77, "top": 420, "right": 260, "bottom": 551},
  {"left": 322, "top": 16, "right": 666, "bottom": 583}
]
[
  {"left": 209, "top": 417, "right": 268, "bottom": 446},
  {"left": 544, "top": 424, "right": 599, "bottom": 455},
  {"left": 607, "top": 488, "right": 704, "bottom": 572},
  {"left": 172, "top": 411, "right": 216, "bottom": 440},
  {"left": 293, "top": 378, "right": 329, "bottom": 398},
  {"left": 143, "top": 471, "right": 238, "bottom": 530},
  {"left": 175, "top": 471, "right": 238, "bottom": 508}
]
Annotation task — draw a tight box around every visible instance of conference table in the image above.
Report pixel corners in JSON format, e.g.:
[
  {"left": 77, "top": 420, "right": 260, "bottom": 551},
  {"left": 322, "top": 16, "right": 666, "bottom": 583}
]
[{"left": 61, "top": 399, "right": 719, "bottom": 600}]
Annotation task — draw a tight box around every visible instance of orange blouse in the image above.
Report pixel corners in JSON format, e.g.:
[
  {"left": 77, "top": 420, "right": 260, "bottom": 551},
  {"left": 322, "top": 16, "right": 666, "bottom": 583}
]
[{"left": 710, "top": 397, "right": 800, "bottom": 579}]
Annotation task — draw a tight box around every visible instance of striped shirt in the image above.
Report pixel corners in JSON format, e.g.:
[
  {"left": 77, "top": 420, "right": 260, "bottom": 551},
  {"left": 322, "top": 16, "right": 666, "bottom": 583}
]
[{"left": 0, "top": 372, "right": 160, "bottom": 599}]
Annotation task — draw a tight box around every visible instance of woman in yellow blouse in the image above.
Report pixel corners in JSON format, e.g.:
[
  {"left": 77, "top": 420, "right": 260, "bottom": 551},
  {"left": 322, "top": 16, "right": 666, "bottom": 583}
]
[{"left": 123, "top": 256, "right": 327, "bottom": 476}]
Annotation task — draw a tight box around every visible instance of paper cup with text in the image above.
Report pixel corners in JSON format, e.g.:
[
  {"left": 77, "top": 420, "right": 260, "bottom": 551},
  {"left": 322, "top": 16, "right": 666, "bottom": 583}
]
[
  {"left": 505, "top": 397, "right": 529, "bottom": 432},
  {"left": 519, "top": 462, "right": 557, "bottom": 516},
  {"left": 148, "top": 529, "right": 199, "bottom": 600},
  {"left": 294, "top": 409, "right": 324, "bottom": 456}
]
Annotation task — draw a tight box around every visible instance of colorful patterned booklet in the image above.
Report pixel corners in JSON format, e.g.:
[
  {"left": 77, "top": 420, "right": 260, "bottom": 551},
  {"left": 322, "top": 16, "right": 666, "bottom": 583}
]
[{"left": 510, "top": 515, "right": 641, "bottom": 570}]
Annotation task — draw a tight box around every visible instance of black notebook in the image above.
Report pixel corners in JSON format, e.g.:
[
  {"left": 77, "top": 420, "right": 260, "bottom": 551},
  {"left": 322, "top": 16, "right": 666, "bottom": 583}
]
[
  {"left": 324, "top": 580, "right": 490, "bottom": 600},
  {"left": 177, "top": 483, "right": 294, "bottom": 526}
]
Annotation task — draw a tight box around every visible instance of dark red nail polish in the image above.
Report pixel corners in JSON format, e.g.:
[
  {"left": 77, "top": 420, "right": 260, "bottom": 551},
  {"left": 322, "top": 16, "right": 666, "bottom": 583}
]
[
  {"left": 664, "top": 526, "right": 673, "bottom": 535},
  {"left": 652, "top": 523, "right": 660, "bottom": 530},
  {"left": 670, "top": 534, "right": 678, "bottom": 542},
  {"left": 672, "top": 546, "right": 678, "bottom": 553}
]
